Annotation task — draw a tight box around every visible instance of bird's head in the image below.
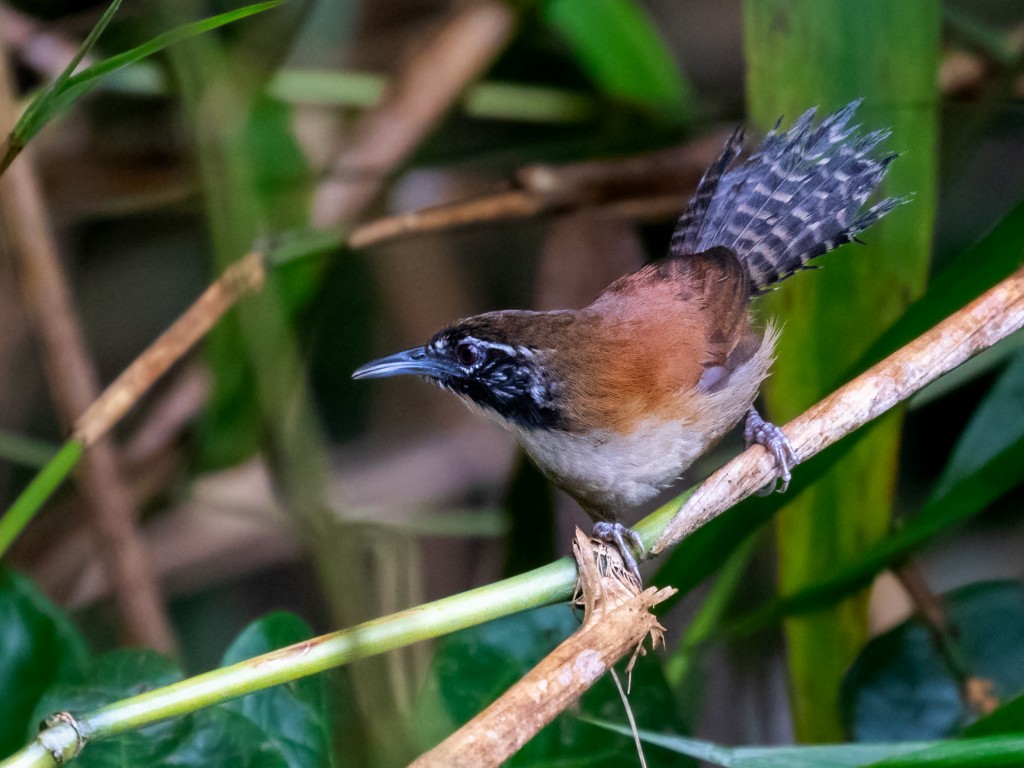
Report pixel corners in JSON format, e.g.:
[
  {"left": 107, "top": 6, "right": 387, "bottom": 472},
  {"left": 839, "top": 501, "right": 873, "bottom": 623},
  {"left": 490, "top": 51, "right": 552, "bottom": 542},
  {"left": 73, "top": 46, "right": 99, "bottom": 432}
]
[{"left": 352, "top": 313, "right": 565, "bottom": 430}]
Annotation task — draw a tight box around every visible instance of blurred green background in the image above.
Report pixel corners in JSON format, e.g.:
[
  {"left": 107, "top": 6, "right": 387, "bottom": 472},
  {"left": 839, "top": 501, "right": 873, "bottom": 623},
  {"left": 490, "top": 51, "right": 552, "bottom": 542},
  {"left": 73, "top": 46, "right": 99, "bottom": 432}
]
[{"left": 1, "top": 0, "right": 1024, "bottom": 765}]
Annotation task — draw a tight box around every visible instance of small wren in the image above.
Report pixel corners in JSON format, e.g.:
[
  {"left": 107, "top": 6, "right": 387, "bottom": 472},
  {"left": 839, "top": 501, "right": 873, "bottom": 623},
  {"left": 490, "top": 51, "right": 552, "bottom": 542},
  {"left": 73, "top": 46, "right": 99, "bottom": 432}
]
[{"left": 354, "top": 101, "right": 906, "bottom": 579}]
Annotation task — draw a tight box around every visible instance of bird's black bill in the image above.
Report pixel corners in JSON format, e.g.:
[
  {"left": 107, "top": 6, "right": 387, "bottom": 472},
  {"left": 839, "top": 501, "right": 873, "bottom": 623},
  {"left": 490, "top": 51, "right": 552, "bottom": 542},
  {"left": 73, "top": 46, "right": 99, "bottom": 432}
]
[{"left": 352, "top": 347, "right": 453, "bottom": 380}]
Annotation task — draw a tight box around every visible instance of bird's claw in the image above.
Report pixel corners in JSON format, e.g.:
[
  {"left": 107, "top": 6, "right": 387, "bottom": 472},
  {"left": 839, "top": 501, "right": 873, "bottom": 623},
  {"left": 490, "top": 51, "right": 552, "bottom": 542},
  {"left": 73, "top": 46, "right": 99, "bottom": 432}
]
[
  {"left": 592, "top": 521, "right": 645, "bottom": 584},
  {"left": 744, "top": 407, "right": 797, "bottom": 496}
]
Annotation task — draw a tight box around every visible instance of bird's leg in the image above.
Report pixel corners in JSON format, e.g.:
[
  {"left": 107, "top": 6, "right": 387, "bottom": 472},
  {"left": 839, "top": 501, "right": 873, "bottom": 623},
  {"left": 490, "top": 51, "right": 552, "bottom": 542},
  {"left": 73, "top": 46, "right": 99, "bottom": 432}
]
[
  {"left": 744, "top": 406, "right": 797, "bottom": 495},
  {"left": 591, "top": 520, "right": 645, "bottom": 583}
]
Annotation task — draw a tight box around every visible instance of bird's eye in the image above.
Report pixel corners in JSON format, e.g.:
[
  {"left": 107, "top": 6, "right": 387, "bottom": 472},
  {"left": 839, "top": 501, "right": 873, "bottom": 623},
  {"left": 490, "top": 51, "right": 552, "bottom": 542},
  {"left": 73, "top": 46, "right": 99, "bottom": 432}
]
[{"left": 456, "top": 340, "right": 482, "bottom": 367}]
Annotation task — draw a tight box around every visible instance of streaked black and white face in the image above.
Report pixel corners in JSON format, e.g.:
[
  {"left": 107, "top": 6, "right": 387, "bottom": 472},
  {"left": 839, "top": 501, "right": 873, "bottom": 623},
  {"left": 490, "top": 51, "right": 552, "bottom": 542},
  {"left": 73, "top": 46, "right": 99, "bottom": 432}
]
[{"left": 353, "top": 322, "right": 564, "bottom": 430}]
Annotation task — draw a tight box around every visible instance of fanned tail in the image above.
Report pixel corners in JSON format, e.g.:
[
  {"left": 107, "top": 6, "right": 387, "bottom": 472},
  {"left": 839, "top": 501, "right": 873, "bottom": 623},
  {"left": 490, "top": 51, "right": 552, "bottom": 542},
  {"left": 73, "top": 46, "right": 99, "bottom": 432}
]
[{"left": 669, "top": 100, "right": 909, "bottom": 294}]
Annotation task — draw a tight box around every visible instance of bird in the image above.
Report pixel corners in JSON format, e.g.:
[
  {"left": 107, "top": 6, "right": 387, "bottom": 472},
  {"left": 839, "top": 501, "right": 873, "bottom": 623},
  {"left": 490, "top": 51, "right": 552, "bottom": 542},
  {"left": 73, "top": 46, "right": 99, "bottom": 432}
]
[{"left": 353, "top": 100, "right": 907, "bottom": 580}]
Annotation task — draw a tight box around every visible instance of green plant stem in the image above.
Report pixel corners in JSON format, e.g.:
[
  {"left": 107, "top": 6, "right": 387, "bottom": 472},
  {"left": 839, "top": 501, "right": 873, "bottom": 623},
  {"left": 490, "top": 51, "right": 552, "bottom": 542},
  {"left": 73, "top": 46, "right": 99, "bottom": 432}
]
[
  {"left": 0, "top": 493, "right": 685, "bottom": 768},
  {"left": 1, "top": 562, "right": 577, "bottom": 768},
  {"left": 0, "top": 493, "right": 688, "bottom": 768},
  {"left": 0, "top": 743, "right": 51, "bottom": 768},
  {"left": 0, "top": 440, "right": 82, "bottom": 558}
]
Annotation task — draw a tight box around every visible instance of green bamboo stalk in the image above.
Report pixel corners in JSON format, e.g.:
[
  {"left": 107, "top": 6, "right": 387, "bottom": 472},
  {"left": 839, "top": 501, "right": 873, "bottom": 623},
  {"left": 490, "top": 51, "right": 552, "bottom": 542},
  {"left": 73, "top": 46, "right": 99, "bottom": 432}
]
[
  {"left": 743, "top": 0, "right": 939, "bottom": 740},
  {"left": 0, "top": 559, "right": 578, "bottom": 768},
  {"left": 0, "top": 496, "right": 682, "bottom": 768},
  {"left": 0, "top": 440, "right": 83, "bottom": 557}
]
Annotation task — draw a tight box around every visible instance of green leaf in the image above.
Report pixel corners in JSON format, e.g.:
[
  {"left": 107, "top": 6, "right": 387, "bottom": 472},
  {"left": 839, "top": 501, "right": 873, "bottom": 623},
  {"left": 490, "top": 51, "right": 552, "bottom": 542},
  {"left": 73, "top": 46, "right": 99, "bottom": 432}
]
[
  {"left": 26, "top": 618, "right": 338, "bottom": 768},
  {"left": 587, "top": 720, "right": 932, "bottom": 767},
  {"left": 934, "top": 349, "right": 1024, "bottom": 497},
  {"left": 842, "top": 582, "right": 1024, "bottom": 742},
  {"left": 162, "top": 709, "right": 290, "bottom": 768},
  {"left": 31, "top": 650, "right": 189, "bottom": 768},
  {"left": 11, "top": 1, "right": 286, "bottom": 154},
  {"left": 0, "top": 430, "right": 57, "bottom": 468},
  {"left": 3, "top": 0, "right": 124, "bottom": 170},
  {"left": 664, "top": 533, "right": 760, "bottom": 695},
  {"left": 964, "top": 691, "right": 1024, "bottom": 738},
  {"left": 0, "top": 440, "right": 84, "bottom": 559},
  {"left": 542, "top": 0, "right": 693, "bottom": 124},
  {"left": 591, "top": 720, "right": 1024, "bottom": 767},
  {"left": 220, "top": 613, "right": 336, "bottom": 768},
  {"left": 0, "top": 569, "right": 89, "bottom": 757},
  {"left": 416, "top": 604, "right": 687, "bottom": 767},
  {"left": 867, "top": 734, "right": 1024, "bottom": 767},
  {"left": 743, "top": 0, "right": 940, "bottom": 740}
]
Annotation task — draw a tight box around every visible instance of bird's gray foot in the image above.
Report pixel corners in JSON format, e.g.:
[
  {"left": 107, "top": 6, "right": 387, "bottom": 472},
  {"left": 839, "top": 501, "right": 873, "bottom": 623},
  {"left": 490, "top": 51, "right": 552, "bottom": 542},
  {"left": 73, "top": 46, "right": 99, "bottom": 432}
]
[
  {"left": 592, "top": 521, "right": 645, "bottom": 583},
  {"left": 744, "top": 406, "right": 797, "bottom": 496}
]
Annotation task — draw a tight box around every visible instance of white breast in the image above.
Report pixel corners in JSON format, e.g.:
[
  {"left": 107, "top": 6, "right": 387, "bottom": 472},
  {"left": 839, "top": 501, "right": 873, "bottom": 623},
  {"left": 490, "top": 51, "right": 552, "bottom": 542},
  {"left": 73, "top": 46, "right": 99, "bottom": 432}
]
[{"left": 508, "top": 325, "right": 778, "bottom": 517}]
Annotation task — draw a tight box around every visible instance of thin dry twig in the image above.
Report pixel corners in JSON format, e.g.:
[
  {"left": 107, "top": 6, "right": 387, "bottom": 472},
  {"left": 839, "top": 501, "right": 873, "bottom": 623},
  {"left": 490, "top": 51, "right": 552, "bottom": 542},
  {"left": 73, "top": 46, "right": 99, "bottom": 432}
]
[
  {"left": 410, "top": 530, "right": 675, "bottom": 768},
  {"left": 348, "top": 132, "right": 728, "bottom": 248},
  {"left": 312, "top": 0, "right": 515, "bottom": 228},
  {"left": 654, "top": 264, "right": 1024, "bottom": 554},
  {"left": 0, "top": 40, "right": 176, "bottom": 652}
]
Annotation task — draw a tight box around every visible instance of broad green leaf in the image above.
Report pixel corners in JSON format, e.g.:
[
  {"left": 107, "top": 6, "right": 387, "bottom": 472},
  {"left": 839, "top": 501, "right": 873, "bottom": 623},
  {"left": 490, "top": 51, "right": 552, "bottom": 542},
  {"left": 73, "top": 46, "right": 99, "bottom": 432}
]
[
  {"left": 0, "top": 569, "right": 88, "bottom": 756},
  {"left": 10, "top": 1, "right": 286, "bottom": 157},
  {"left": 30, "top": 650, "right": 188, "bottom": 768},
  {"left": 162, "top": 709, "right": 289, "bottom": 768},
  {"left": 220, "top": 613, "right": 336, "bottom": 768},
  {"left": 743, "top": 0, "right": 939, "bottom": 739},
  {"left": 842, "top": 582, "right": 1024, "bottom": 742},
  {"left": 542, "top": 0, "right": 692, "bottom": 125},
  {"left": 416, "top": 603, "right": 687, "bottom": 767}
]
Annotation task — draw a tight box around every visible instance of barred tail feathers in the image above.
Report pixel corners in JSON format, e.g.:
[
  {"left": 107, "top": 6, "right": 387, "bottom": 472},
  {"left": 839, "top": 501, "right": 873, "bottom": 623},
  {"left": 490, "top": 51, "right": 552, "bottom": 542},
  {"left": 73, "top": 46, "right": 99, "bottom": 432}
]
[{"left": 670, "top": 100, "right": 909, "bottom": 294}]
